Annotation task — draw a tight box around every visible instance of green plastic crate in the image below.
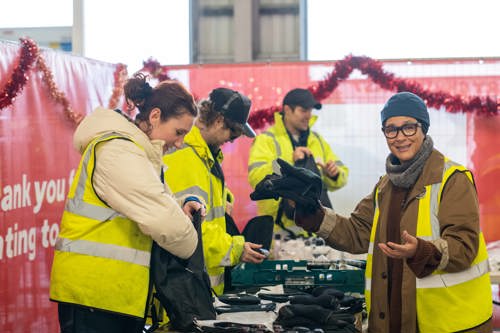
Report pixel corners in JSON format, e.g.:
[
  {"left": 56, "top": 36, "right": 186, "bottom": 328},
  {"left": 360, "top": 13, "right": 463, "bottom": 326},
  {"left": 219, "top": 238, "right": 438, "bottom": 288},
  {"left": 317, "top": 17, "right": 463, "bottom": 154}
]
[{"left": 231, "top": 260, "right": 365, "bottom": 294}]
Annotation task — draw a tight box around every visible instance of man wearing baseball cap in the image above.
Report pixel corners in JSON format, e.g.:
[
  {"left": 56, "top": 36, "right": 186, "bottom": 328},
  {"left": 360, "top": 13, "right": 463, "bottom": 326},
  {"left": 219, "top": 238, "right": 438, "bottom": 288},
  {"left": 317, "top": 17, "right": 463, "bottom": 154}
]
[
  {"left": 248, "top": 88, "right": 349, "bottom": 238},
  {"left": 163, "top": 88, "right": 265, "bottom": 295}
]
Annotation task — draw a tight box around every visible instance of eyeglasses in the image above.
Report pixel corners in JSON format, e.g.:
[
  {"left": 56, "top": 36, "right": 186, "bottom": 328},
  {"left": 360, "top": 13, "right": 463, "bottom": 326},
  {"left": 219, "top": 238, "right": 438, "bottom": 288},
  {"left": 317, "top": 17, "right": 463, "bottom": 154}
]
[
  {"left": 382, "top": 122, "right": 421, "bottom": 139},
  {"left": 224, "top": 119, "right": 244, "bottom": 140}
]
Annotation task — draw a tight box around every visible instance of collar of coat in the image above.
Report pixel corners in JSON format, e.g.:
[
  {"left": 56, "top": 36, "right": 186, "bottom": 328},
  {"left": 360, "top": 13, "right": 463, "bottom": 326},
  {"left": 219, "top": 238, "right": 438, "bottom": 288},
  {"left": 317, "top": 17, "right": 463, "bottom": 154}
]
[
  {"left": 75, "top": 107, "right": 166, "bottom": 170},
  {"left": 183, "top": 125, "right": 223, "bottom": 168},
  {"left": 273, "top": 112, "right": 318, "bottom": 135},
  {"left": 377, "top": 149, "right": 445, "bottom": 209}
]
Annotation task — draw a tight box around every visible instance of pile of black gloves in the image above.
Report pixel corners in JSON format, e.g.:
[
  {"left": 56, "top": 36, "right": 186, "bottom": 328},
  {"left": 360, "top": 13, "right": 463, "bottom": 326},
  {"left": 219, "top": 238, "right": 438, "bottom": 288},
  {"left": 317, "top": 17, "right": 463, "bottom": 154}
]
[
  {"left": 274, "top": 287, "right": 363, "bottom": 333},
  {"left": 250, "top": 158, "right": 322, "bottom": 215},
  {"left": 250, "top": 158, "right": 326, "bottom": 232}
]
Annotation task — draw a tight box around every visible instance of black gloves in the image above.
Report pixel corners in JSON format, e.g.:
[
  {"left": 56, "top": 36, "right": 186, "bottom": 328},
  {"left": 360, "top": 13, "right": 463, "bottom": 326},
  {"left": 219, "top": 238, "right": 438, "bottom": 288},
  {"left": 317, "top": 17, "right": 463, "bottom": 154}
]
[
  {"left": 250, "top": 158, "right": 322, "bottom": 214},
  {"left": 295, "top": 206, "right": 325, "bottom": 233},
  {"left": 274, "top": 286, "right": 363, "bottom": 333}
]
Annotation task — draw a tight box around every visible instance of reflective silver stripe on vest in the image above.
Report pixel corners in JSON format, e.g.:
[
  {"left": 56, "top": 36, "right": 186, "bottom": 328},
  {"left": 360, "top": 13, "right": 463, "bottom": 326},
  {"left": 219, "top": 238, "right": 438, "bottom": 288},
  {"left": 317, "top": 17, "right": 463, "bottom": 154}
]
[
  {"left": 423, "top": 160, "right": 465, "bottom": 241},
  {"left": 367, "top": 242, "right": 374, "bottom": 255},
  {"left": 263, "top": 131, "right": 281, "bottom": 156},
  {"left": 416, "top": 259, "right": 489, "bottom": 289},
  {"left": 174, "top": 185, "right": 209, "bottom": 205},
  {"left": 56, "top": 237, "right": 151, "bottom": 267},
  {"left": 429, "top": 182, "right": 441, "bottom": 239},
  {"left": 219, "top": 243, "right": 233, "bottom": 266},
  {"left": 248, "top": 161, "right": 266, "bottom": 173},
  {"left": 185, "top": 144, "right": 217, "bottom": 214},
  {"left": 206, "top": 205, "right": 225, "bottom": 222},
  {"left": 312, "top": 131, "right": 325, "bottom": 157},
  {"left": 65, "top": 133, "right": 125, "bottom": 221},
  {"left": 365, "top": 278, "right": 372, "bottom": 291},
  {"left": 65, "top": 199, "right": 122, "bottom": 221},
  {"left": 209, "top": 274, "right": 225, "bottom": 289},
  {"left": 311, "top": 131, "right": 345, "bottom": 167}
]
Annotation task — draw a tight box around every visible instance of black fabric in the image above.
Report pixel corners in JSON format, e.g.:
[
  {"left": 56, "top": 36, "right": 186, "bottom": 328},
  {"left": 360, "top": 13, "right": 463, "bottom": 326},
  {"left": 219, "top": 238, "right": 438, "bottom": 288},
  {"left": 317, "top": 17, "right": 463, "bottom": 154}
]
[
  {"left": 286, "top": 127, "right": 310, "bottom": 149},
  {"left": 223, "top": 213, "right": 239, "bottom": 293},
  {"left": 295, "top": 155, "right": 333, "bottom": 210},
  {"left": 275, "top": 305, "right": 358, "bottom": 333},
  {"left": 218, "top": 293, "right": 261, "bottom": 305},
  {"left": 250, "top": 158, "right": 322, "bottom": 214},
  {"left": 215, "top": 302, "right": 276, "bottom": 314},
  {"left": 224, "top": 212, "right": 240, "bottom": 237},
  {"left": 289, "top": 294, "right": 339, "bottom": 310},
  {"left": 209, "top": 146, "right": 225, "bottom": 187},
  {"left": 309, "top": 287, "right": 345, "bottom": 299},
  {"left": 57, "top": 302, "right": 144, "bottom": 333},
  {"left": 241, "top": 215, "right": 274, "bottom": 250},
  {"left": 201, "top": 322, "right": 273, "bottom": 332},
  {"left": 273, "top": 287, "right": 362, "bottom": 333},
  {"left": 150, "top": 210, "right": 216, "bottom": 332}
]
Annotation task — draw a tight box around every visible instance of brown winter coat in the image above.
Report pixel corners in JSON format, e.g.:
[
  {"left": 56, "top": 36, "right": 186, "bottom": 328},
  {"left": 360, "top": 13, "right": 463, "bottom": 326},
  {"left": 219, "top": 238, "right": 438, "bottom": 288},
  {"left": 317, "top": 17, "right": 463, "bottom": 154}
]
[{"left": 317, "top": 149, "right": 492, "bottom": 333}]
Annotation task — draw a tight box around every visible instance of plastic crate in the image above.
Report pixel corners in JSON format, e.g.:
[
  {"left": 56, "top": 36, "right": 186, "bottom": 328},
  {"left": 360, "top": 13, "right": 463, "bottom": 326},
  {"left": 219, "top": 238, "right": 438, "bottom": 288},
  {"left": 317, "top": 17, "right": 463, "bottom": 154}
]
[{"left": 231, "top": 260, "right": 365, "bottom": 294}]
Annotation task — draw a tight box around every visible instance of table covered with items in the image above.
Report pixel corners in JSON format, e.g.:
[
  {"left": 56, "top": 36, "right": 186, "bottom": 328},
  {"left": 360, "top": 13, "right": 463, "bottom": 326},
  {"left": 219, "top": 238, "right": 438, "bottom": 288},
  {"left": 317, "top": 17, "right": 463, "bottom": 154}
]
[{"left": 195, "top": 236, "right": 367, "bottom": 333}]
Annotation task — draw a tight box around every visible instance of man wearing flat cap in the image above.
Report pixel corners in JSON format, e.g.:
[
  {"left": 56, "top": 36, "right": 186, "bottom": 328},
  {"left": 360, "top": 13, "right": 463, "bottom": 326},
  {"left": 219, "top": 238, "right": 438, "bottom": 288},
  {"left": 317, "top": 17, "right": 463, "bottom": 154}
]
[{"left": 248, "top": 88, "right": 349, "bottom": 238}]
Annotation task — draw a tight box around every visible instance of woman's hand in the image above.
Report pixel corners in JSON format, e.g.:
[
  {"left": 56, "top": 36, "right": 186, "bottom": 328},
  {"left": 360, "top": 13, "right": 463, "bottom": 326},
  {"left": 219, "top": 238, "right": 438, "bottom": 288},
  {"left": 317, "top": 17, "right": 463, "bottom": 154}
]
[
  {"left": 240, "top": 242, "right": 266, "bottom": 264},
  {"left": 182, "top": 200, "right": 206, "bottom": 220},
  {"left": 378, "top": 230, "right": 418, "bottom": 259}
]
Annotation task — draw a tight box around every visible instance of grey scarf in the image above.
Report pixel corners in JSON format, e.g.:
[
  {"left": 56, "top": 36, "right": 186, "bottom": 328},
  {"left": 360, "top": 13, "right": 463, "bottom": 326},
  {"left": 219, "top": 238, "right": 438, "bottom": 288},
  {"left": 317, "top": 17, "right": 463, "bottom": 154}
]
[{"left": 386, "top": 136, "right": 434, "bottom": 188}]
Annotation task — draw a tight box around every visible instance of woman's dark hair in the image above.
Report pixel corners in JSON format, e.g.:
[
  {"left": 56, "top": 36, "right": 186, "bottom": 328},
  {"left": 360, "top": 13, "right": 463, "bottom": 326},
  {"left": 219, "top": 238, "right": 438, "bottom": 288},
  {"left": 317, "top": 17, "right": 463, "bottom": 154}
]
[
  {"left": 197, "top": 99, "right": 221, "bottom": 127},
  {"left": 124, "top": 73, "right": 197, "bottom": 123}
]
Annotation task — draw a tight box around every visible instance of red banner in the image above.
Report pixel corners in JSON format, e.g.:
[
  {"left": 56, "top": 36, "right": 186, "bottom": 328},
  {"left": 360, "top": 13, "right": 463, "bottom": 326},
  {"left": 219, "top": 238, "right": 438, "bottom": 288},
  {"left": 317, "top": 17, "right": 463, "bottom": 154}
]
[{"left": 0, "top": 41, "right": 117, "bottom": 333}]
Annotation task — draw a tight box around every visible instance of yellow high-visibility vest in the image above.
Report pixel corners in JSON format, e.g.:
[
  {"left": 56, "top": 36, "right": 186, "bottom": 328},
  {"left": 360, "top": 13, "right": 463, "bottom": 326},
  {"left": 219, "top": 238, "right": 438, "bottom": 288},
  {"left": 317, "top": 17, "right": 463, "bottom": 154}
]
[
  {"left": 164, "top": 126, "right": 244, "bottom": 295},
  {"left": 50, "top": 133, "right": 152, "bottom": 318},
  {"left": 365, "top": 157, "right": 491, "bottom": 332}
]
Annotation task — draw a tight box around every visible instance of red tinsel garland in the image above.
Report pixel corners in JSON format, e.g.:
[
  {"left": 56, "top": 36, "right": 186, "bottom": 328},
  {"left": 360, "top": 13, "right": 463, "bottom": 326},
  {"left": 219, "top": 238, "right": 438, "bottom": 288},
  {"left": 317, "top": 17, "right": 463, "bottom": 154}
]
[
  {"left": 141, "top": 55, "right": 499, "bottom": 130},
  {"left": 2, "top": 41, "right": 499, "bottom": 130},
  {"left": 108, "top": 63, "right": 128, "bottom": 110},
  {"left": 0, "top": 38, "right": 128, "bottom": 125},
  {"left": 249, "top": 55, "right": 500, "bottom": 130},
  {"left": 36, "top": 54, "right": 84, "bottom": 124},
  {"left": 142, "top": 58, "right": 173, "bottom": 82},
  {"left": 0, "top": 38, "right": 38, "bottom": 110},
  {"left": 141, "top": 58, "right": 202, "bottom": 101}
]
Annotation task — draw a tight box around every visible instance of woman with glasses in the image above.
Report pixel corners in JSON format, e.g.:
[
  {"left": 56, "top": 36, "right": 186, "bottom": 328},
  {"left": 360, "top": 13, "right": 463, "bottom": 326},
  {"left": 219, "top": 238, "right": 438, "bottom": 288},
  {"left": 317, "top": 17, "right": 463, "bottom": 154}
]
[
  {"left": 291, "top": 92, "right": 492, "bottom": 332},
  {"left": 163, "top": 88, "right": 266, "bottom": 296}
]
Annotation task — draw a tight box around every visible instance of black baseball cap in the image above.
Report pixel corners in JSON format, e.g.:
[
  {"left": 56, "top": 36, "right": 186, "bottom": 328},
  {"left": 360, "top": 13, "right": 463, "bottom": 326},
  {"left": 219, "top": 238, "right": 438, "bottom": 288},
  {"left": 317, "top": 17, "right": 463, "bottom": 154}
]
[
  {"left": 209, "top": 88, "right": 256, "bottom": 138},
  {"left": 283, "top": 88, "right": 322, "bottom": 110}
]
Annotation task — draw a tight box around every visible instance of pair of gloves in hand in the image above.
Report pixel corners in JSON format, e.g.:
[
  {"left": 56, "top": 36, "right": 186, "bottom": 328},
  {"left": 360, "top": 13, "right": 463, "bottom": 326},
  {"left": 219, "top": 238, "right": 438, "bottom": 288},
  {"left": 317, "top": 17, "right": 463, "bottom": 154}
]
[{"left": 250, "top": 158, "right": 326, "bottom": 232}]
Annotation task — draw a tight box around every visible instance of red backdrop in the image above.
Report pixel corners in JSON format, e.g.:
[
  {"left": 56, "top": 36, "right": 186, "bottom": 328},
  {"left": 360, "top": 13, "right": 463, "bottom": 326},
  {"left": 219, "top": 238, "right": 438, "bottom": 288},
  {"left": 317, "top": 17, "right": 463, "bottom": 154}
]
[
  {"left": 0, "top": 41, "right": 117, "bottom": 333},
  {"left": 1, "top": 40, "right": 499, "bottom": 332}
]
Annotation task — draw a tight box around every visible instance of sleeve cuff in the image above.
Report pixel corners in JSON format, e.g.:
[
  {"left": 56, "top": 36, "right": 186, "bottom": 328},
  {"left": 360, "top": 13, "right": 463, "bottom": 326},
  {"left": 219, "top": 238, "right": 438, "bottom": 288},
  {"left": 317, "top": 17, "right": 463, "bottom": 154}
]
[{"left": 317, "top": 207, "right": 337, "bottom": 239}]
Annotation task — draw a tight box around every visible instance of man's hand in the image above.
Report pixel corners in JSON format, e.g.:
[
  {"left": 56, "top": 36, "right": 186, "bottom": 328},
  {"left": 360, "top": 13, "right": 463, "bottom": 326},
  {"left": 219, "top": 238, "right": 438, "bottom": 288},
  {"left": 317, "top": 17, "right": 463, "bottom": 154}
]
[
  {"left": 240, "top": 242, "right": 266, "bottom": 264},
  {"left": 182, "top": 201, "right": 206, "bottom": 220},
  {"left": 378, "top": 230, "right": 418, "bottom": 259},
  {"left": 317, "top": 160, "right": 339, "bottom": 178},
  {"left": 293, "top": 147, "right": 313, "bottom": 162}
]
